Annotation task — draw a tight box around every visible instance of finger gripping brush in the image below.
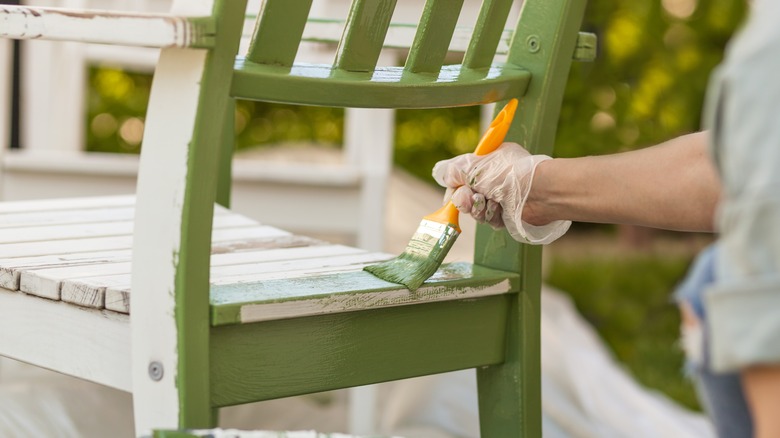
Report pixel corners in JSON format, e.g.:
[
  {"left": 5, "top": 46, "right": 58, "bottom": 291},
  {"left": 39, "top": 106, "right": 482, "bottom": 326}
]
[{"left": 363, "top": 98, "right": 518, "bottom": 291}]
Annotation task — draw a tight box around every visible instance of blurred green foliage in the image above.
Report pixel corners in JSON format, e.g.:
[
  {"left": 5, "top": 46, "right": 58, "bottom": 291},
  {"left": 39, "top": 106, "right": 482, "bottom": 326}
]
[
  {"left": 556, "top": 0, "right": 746, "bottom": 158},
  {"left": 87, "top": 68, "right": 152, "bottom": 153}
]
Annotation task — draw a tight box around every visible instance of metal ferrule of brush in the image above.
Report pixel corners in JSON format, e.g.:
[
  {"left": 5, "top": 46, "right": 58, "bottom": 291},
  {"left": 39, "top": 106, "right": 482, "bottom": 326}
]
[{"left": 407, "top": 219, "right": 460, "bottom": 258}]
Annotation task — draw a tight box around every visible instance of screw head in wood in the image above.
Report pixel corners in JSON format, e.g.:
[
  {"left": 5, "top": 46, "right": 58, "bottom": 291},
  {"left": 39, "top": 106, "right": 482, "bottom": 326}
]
[
  {"left": 526, "top": 35, "right": 541, "bottom": 53},
  {"left": 148, "top": 361, "right": 164, "bottom": 381}
]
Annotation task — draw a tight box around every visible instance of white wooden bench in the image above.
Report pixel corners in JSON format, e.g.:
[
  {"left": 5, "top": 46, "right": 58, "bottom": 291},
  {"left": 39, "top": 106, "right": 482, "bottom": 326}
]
[{"left": 0, "top": 0, "right": 592, "bottom": 436}]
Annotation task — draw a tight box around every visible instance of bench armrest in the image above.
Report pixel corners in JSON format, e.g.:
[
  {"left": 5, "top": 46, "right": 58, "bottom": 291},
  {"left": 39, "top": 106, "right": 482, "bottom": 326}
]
[{"left": 0, "top": 5, "right": 214, "bottom": 48}]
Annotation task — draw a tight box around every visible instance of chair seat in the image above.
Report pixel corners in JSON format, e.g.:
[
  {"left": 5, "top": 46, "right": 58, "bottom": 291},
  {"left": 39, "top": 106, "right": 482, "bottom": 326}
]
[{"left": 0, "top": 195, "right": 518, "bottom": 326}]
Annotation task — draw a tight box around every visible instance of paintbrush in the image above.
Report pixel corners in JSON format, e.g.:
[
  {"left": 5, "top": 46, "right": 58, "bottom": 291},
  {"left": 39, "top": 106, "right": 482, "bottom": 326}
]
[{"left": 364, "top": 98, "right": 518, "bottom": 291}]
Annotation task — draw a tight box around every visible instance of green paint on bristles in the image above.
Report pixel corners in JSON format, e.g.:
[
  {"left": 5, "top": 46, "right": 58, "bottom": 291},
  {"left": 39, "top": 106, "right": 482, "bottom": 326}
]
[{"left": 364, "top": 219, "right": 460, "bottom": 291}]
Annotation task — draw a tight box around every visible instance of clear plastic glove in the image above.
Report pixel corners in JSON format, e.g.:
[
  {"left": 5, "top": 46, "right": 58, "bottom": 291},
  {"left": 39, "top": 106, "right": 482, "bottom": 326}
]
[{"left": 432, "top": 142, "right": 571, "bottom": 245}]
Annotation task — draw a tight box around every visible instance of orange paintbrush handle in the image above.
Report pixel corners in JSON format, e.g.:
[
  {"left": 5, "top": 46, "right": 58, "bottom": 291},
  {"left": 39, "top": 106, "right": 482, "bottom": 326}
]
[
  {"left": 424, "top": 98, "right": 518, "bottom": 231},
  {"left": 474, "top": 98, "right": 517, "bottom": 156}
]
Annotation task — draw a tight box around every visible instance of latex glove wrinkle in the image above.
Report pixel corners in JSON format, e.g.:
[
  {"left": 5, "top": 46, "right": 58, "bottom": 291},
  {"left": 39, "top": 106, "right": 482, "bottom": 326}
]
[{"left": 432, "top": 143, "right": 571, "bottom": 244}]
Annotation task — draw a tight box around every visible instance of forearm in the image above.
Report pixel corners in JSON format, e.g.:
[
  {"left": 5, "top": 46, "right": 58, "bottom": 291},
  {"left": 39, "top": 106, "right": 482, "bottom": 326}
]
[{"left": 524, "top": 131, "right": 720, "bottom": 232}]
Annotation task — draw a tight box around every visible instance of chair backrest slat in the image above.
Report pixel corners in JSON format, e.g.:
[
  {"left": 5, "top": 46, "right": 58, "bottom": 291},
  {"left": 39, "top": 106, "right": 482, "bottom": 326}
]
[
  {"left": 463, "top": 0, "right": 515, "bottom": 69},
  {"left": 334, "top": 0, "right": 398, "bottom": 72},
  {"left": 404, "top": 0, "right": 465, "bottom": 74},
  {"left": 246, "top": 0, "right": 314, "bottom": 66}
]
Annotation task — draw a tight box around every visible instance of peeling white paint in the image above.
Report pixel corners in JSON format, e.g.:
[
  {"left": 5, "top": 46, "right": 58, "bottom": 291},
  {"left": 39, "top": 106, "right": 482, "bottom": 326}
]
[
  {"left": 131, "top": 44, "right": 208, "bottom": 433},
  {"left": 0, "top": 5, "right": 208, "bottom": 48},
  {"left": 239, "top": 279, "right": 513, "bottom": 323}
]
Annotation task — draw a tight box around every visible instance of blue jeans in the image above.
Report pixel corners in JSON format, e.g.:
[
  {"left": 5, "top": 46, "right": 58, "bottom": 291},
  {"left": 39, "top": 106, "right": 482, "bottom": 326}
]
[{"left": 674, "top": 245, "right": 753, "bottom": 438}]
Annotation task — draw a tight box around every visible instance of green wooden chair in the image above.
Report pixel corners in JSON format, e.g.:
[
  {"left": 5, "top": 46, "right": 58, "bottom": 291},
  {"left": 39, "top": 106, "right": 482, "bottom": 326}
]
[{"left": 0, "top": 0, "right": 591, "bottom": 436}]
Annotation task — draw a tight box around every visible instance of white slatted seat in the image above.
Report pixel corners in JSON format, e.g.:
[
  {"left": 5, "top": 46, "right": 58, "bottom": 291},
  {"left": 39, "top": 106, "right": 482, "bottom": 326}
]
[{"left": 0, "top": 195, "right": 515, "bottom": 316}]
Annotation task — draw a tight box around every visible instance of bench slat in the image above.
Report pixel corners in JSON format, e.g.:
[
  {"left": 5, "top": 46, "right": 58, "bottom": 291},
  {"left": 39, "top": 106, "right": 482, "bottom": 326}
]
[
  {"left": 211, "top": 262, "right": 520, "bottom": 325},
  {"left": 0, "top": 195, "right": 135, "bottom": 214},
  {"left": 404, "top": 0, "right": 465, "bottom": 74},
  {"left": 463, "top": 0, "right": 515, "bottom": 69},
  {"left": 79, "top": 250, "right": 388, "bottom": 312},
  {"left": 0, "top": 213, "right": 257, "bottom": 247},
  {"left": 333, "top": 0, "right": 398, "bottom": 73},
  {"left": 43, "top": 244, "right": 361, "bottom": 306},
  {"left": 245, "top": 0, "right": 313, "bottom": 67},
  {"left": 0, "top": 206, "right": 135, "bottom": 228},
  {"left": 0, "top": 224, "right": 287, "bottom": 260},
  {"left": 13, "top": 225, "right": 291, "bottom": 298}
]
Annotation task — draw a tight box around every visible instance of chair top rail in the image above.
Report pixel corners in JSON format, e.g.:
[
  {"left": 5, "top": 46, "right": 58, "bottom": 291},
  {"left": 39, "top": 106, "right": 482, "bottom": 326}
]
[
  {"left": 0, "top": 6, "right": 596, "bottom": 62},
  {"left": 0, "top": 5, "right": 214, "bottom": 48}
]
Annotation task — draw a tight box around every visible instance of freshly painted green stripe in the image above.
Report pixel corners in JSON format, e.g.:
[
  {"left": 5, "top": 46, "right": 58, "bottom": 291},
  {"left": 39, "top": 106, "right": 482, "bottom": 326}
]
[
  {"left": 231, "top": 61, "right": 530, "bottom": 108},
  {"left": 209, "top": 262, "right": 519, "bottom": 326},
  {"left": 246, "top": 0, "right": 313, "bottom": 66},
  {"left": 209, "top": 295, "right": 511, "bottom": 407},
  {"left": 215, "top": 98, "right": 234, "bottom": 208},
  {"left": 404, "top": 0, "right": 465, "bottom": 74},
  {"left": 334, "top": 0, "right": 398, "bottom": 72},
  {"left": 175, "top": 0, "right": 248, "bottom": 428},
  {"left": 462, "top": 0, "right": 515, "bottom": 69},
  {"left": 474, "top": 1, "right": 588, "bottom": 437}
]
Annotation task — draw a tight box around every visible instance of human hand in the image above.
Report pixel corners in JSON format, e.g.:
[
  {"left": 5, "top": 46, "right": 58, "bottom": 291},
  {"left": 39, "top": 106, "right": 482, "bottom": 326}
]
[{"left": 432, "top": 142, "right": 571, "bottom": 244}]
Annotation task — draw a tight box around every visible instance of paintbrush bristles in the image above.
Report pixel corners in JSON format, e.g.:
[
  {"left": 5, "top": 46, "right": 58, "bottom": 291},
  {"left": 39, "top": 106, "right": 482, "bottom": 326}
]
[{"left": 364, "top": 219, "right": 460, "bottom": 291}]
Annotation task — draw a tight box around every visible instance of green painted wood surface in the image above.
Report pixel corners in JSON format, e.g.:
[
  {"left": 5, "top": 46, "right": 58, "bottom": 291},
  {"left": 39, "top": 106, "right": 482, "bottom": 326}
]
[
  {"left": 300, "top": 18, "right": 595, "bottom": 61},
  {"left": 209, "top": 295, "right": 512, "bottom": 407},
  {"left": 574, "top": 32, "right": 597, "bottom": 62},
  {"left": 473, "top": 1, "right": 588, "bottom": 437},
  {"left": 462, "top": 0, "right": 515, "bottom": 69},
  {"left": 174, "top": 0, "right": 248, "bottom": 428},
  {"left": 333, "top": 0, "right": 398, "bottom": 72},
  {"left": 215, "top": 98, "right": 234, "bottom": 208},
  {"left": 210, "top": 262, "right": 519, "bottom": 326},
  {"left": 245, "top": 0, "right": 313, "bottom": 67},
  {"left": 404, "top": 0, "right": 464, "bottom": 74},
  {"left": 231, "top": 61, "right": 530, "bottom": 108}
]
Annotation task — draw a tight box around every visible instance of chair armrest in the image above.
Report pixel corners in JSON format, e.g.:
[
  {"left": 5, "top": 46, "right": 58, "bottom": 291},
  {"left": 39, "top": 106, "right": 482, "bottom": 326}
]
[{"left": 0, "top": 5, "right": 214, "bottom": 48}]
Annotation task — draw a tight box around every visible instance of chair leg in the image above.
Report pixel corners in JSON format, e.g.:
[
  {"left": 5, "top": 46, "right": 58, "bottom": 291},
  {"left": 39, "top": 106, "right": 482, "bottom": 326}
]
[
  {"left": 476, "top": 293, "right": 542, "bottom": 436},
  {"left": 476, "top": 244, "right": 543, "bottom": 437},
  {"left": 349, "top": 385, "right": 379, "bottom": 434}
]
